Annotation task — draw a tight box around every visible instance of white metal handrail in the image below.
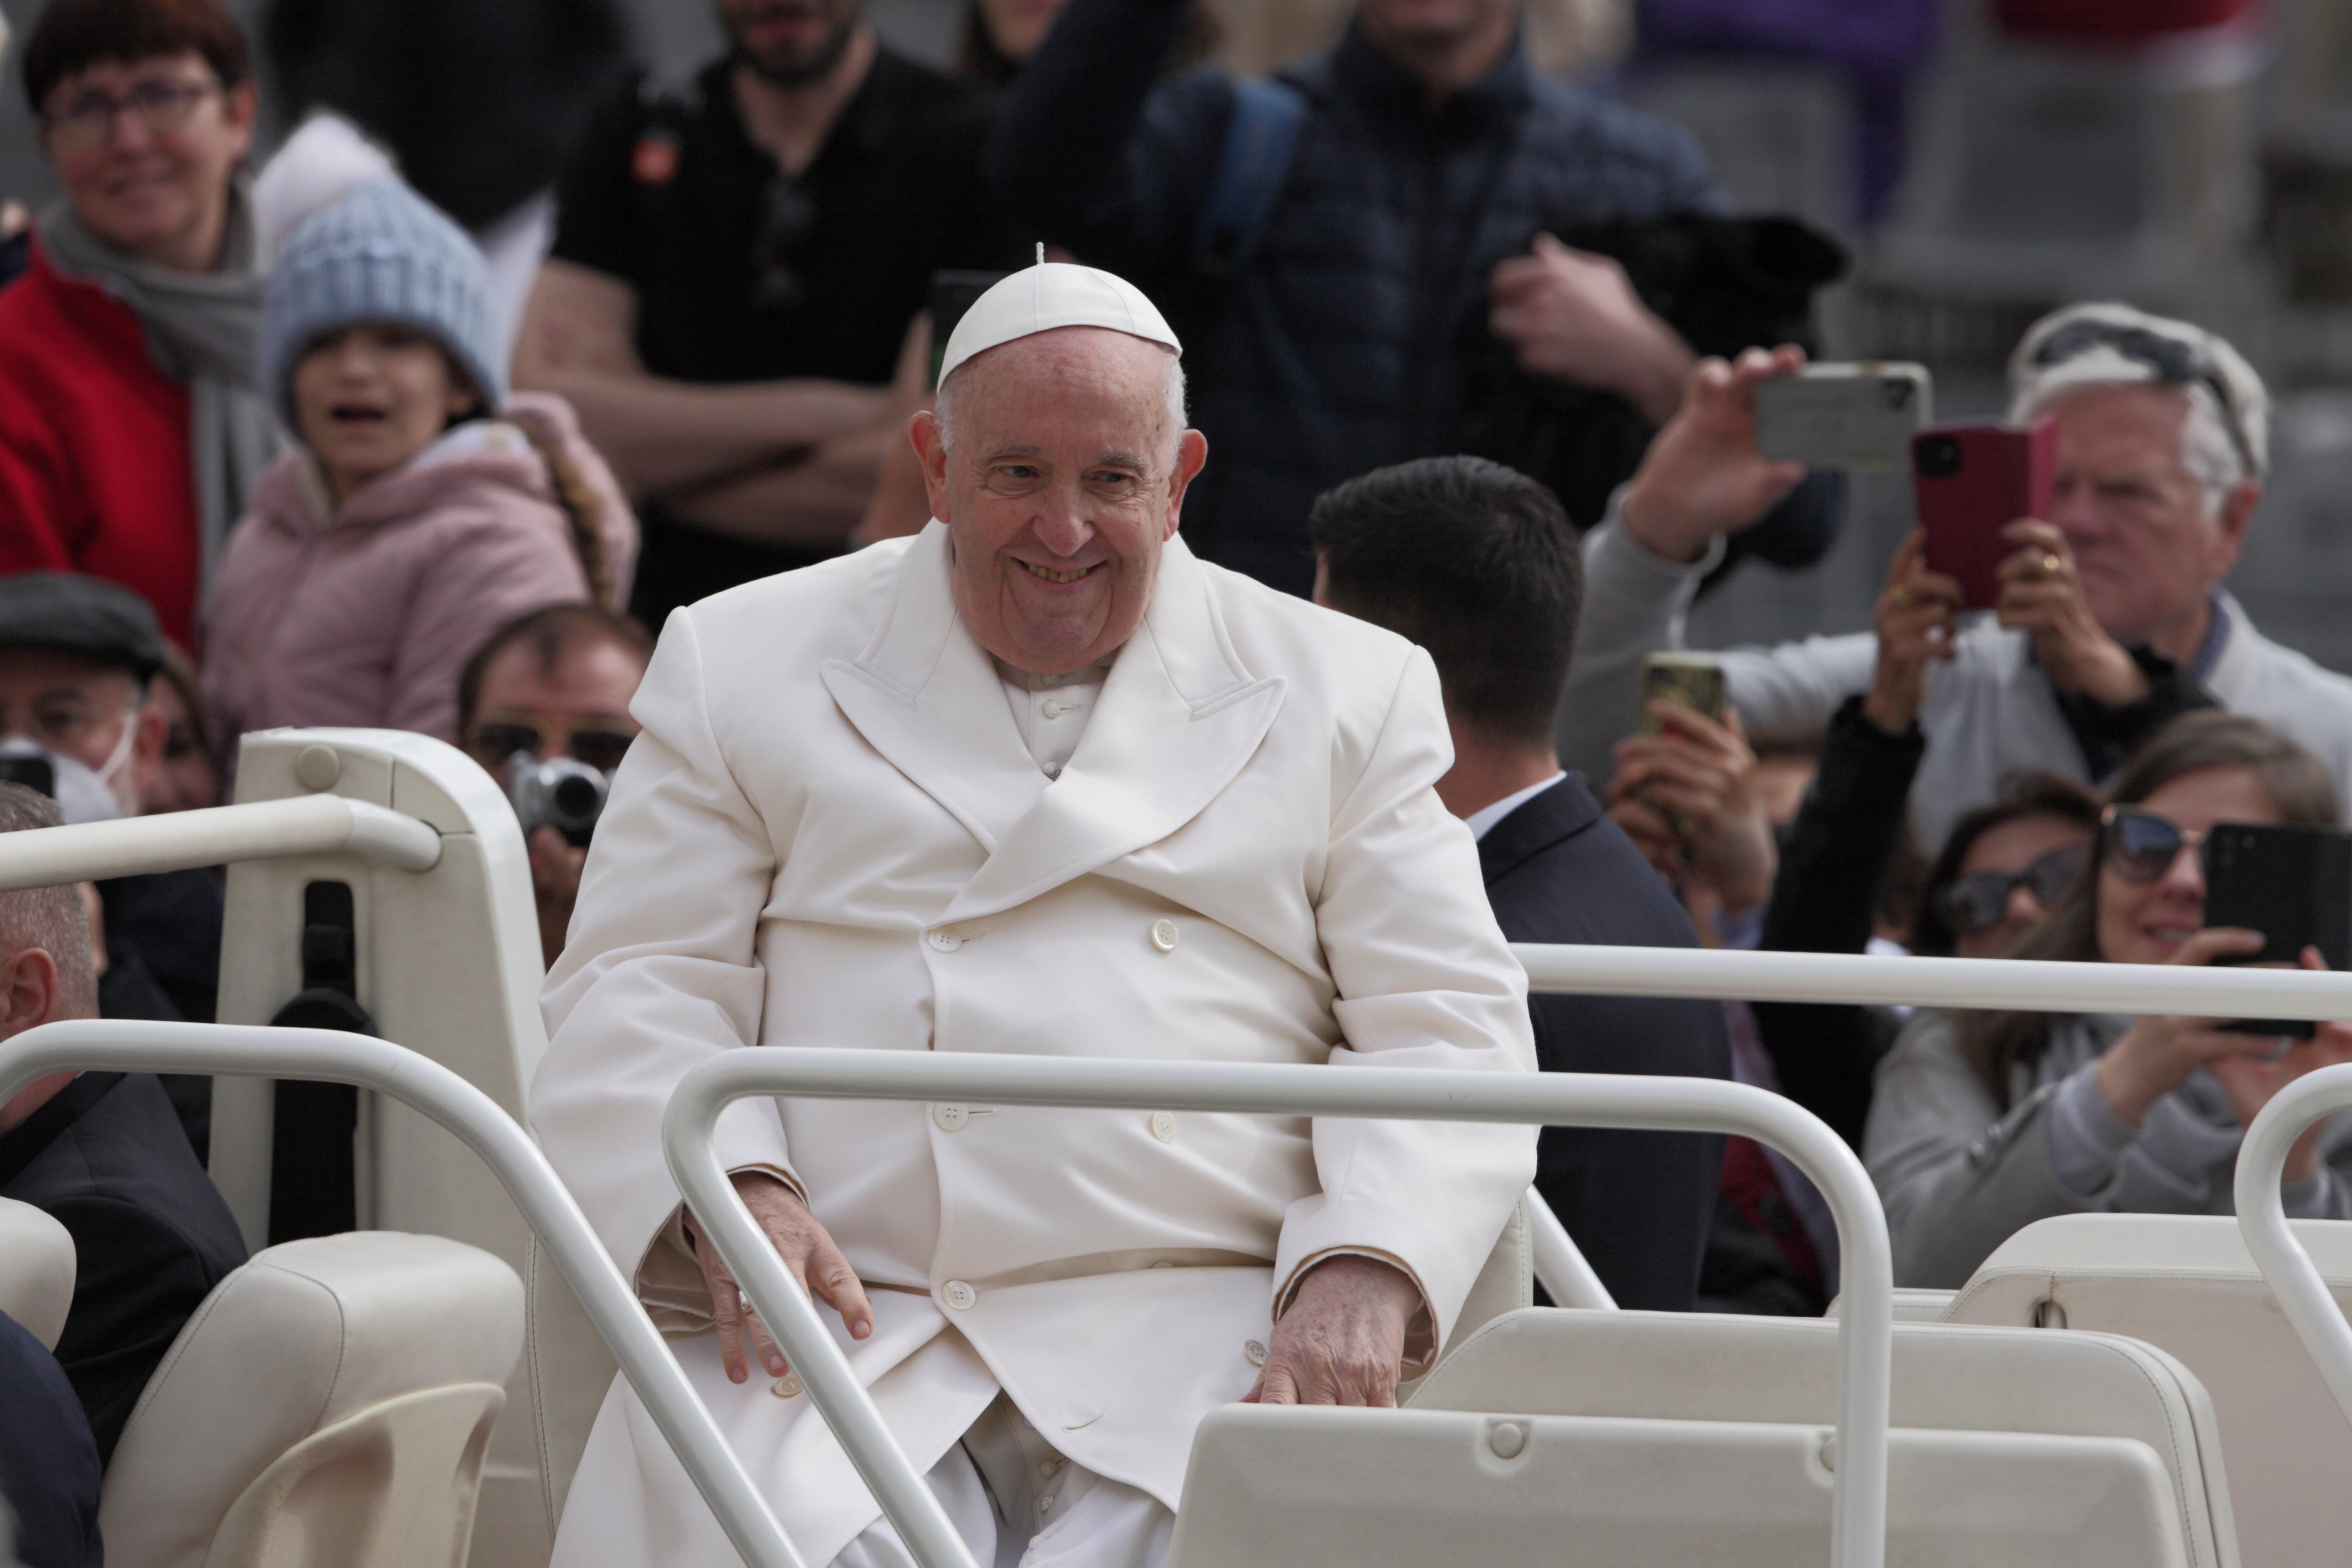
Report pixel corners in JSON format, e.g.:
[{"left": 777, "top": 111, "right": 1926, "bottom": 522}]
[
  {"left": 662, "top": 1049, "right": 1896, "bottom": 1568},
  {"left": 0, "top": 1020, "right": 803, "bottom": 1568},
  {"left": 0, "top": 795, "right": 441, "bottom": 889},
  {"left": 1514, "top": 943, "right": 2352, "bottom": 1021},
  {"left": 2235, "top": 1063, "right": 2352, "bottom": 1435}
]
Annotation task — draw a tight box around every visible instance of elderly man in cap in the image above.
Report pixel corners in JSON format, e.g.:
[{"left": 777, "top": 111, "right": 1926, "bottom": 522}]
[
  {"left": 1557, "top": 302, "right": 2352, "bottom": 852},
  {"left": 531, "top": 261, "right": 1537, "bottom": 1568}
]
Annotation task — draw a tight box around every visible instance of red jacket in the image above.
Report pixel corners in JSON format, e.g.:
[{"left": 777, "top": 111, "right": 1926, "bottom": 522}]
[{"left": 0, "top": 238, "right": 204, "bottom": 648}]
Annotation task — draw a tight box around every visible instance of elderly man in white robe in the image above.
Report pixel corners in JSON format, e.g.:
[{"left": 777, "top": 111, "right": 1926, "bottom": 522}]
[{"left": 530, "top": 260, "right": 1538, "bottom": 1568}]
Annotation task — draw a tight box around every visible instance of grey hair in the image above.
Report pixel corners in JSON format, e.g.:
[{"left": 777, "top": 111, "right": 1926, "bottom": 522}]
[
  {"left": 0, "top": 785, "right": 97, "bottom": 1019},
  {"left": 934, "top": 341, "right": 1189, "bottom": 464},
  {"left": 2008, "top": 302, "right": 2268, "bottom": 519}
]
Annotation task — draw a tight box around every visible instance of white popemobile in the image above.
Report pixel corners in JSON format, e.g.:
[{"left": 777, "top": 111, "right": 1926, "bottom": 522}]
[{"left": 4, "top": 726, "right": 2352, "bottom": 1568}]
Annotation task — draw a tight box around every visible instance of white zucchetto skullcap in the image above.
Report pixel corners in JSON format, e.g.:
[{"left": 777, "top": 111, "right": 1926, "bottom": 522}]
[{"left": 937, "top": 257, "right": 1182, "bottom": 385}]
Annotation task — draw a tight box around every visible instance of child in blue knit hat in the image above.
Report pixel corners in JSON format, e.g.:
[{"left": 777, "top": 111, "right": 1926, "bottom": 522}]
[{"left": 204, "top": 177, "right": 639, "bottom": 760}]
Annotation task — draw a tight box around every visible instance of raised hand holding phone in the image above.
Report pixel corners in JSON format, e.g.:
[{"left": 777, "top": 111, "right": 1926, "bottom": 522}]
[{"left": 1994, "top": 520, "right": 2147, "bottom": 706}]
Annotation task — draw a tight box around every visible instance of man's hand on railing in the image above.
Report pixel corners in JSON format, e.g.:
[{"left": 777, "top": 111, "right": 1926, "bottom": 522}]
[
  {"left": 1243, "top": 1254, "right": 1423, "bottom": 1409},
  {"left": 687, "top": 1171, "right": 874, "bottom": 1384}
]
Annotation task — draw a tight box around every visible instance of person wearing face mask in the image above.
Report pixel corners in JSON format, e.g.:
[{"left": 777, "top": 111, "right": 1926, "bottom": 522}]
[
  {"left": 0, "top": 573, "right": 224, "bottom": 1147},
  {"left": 530, "top": 260, "right": 1534, "bottom": 1568},
  {"left": 1866, "top": 712, "right": 2352, "bottom": 1288},
  {"left": 202, "top": 176, "right": 638, "bottom": 763}
]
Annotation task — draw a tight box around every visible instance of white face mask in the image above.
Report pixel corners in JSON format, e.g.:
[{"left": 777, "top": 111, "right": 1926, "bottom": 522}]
[{"left": 0, "top": 716, "right": 135, "bottom": 825}]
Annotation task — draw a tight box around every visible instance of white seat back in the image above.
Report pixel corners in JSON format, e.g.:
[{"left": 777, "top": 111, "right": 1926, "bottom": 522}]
[
  {"left": 1944, "top": 1212, "right": 2352, "bottom": 1568},
  {"left": 0, "top": 1195, "right": 73, "bottom": 1351},
  {"left": 1391, "top": 1306, "right": 2238, "bottom": 1568},
  {"left": 210, "top": 729, "right": 604, "bottom": 1564},
  {"left": 1168, "top": 1406, "right": 2190, "bottom": 1568},
  {"left": 98, "top": 1230, "right": 523, "bottom": 1568}
]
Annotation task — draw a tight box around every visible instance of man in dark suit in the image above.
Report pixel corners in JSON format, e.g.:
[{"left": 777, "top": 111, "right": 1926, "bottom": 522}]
[
  {"left": 1311, "top": 455, "right": 1731, "bottom": 1311},
  {"left": 0, "top": 784, "right": 245, "bottom": 1463}
]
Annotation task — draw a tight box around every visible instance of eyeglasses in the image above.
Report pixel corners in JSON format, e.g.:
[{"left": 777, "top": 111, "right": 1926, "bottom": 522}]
[
  {"left": 2030, "top": 318, "right": 2257, "bottom": 479},
  {"left": 748, "top": 175, "right": 819, "bottom": 313},
  {"left": 40, "top": 78, "right": 220, "bottom": 154},
  {"left": 1932, "top": 842, "right": 2087, "bottom": 937},
  {"left": 465, "top": 714, "right": 637, "bottom": 773},
  {"left": 2100, "top": 804, "right": 2223, "bottom": 884}
]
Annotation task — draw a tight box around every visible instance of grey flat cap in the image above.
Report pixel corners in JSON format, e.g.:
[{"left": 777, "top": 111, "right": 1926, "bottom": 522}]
[{"left": 0, "top": 573, "right": 167, "bottom": 680}]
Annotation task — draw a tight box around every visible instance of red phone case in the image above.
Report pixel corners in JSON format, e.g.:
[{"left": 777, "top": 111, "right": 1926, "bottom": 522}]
[{"left": 1911, "top": 421, "right": 2057, "bottom": 611}]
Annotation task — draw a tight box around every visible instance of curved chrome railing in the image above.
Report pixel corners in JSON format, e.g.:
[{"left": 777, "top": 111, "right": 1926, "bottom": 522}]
[{"left": 2235, "top": 1064, "right": 2352, "bottom": 1433}]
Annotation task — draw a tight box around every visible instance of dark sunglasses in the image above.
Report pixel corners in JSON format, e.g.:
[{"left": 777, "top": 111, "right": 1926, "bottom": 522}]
[
  {"left": 466, "top": 716, "right": 636, "bottom": 774},
  {"left": 2100, "top": 804, "right": 2219, "bottom": 885},
  {"left": 1933, "top": 842, "right": 2087, "bottom": 938},
  {"left": 748, "top": 175, "right": 820, "bottom": 313},
  {"left": 2031, "top": 318, "right": 2256, "bottom": 478}
]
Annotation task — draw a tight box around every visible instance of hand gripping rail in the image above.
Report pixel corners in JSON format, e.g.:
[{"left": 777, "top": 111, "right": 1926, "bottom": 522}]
[
  {"left": 2236, "top": 1063, "right": 2352, "bottom": 1444},
  {"left": 662, "top": 1049, "right": 1896, "bottom": 1568},
  {"left": 0, "top": 794, "right": 441, "bottom": 888},
  {"left": 0, "top": 1020, "right": 808, "bottom": 1568}
]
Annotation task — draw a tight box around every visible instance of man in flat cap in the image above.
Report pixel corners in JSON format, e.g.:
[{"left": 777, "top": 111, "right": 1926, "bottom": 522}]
[{"left": 532, "top": 262, "right": 1538, "bottom": 1568}]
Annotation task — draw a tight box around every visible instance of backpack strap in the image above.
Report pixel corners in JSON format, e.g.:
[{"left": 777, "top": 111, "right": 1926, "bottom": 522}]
[{"left": 1192, "top": 77, "right": 1307, "bottom": 280}]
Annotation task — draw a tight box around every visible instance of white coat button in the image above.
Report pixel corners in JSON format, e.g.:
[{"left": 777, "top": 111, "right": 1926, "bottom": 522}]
[
  {"left": 770, "top": 1374, "right": 803, "bottom": 1398},
  {"left": 942, "top": 1280, "right": 978, "bottom": 1310},
  {"left": 1243, "top": 1339, "right": 1268, "bottom": 1367},
  {"left": 1150, "top": 1110, "right": 1177, "bottom": 1143},
  {"left": 933, "top": 1104, "right": 970, "bottom": 1132},
  {"left": 927, "top": 928, "right": 962, "bottom": 953},
  {"left": 1151, "top": 919, "right": 1179, "bottom": 953}
]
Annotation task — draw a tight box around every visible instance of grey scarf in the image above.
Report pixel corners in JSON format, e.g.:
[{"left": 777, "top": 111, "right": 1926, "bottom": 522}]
[{"left": 38, "top": 184, "right": 279, "bottom": 598}]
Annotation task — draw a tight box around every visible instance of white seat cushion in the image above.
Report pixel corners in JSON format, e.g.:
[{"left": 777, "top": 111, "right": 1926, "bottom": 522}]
[
  {"left": 0, "top": 1195, "right": 74, "bottom": 1351},
  {"left": 98, "top": 1230, "right": 524, "bottom": 1568},
  {"left": 1406, "top": 1306, "right": 2238, "bottom": 1568},
  {"left": 1945, "top": 1211, "right": 2352, "bottom": 1568}
]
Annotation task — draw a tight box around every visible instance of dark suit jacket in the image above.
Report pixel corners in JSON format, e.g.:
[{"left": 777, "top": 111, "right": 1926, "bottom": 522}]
[
  {"left": 1480, "top": 776, "right": 1732, "bottom": 1311},
  {"left": 0, "top": 1072, "right": 246, "bottom": 1464},
  {"left": 0, "top": 1310, "right": 101, "bottom": 1568}
]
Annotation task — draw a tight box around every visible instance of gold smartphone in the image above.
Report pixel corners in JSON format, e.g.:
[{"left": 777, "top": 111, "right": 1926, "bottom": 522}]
[{"left": 1637, "top": 652, "right": 1726, "bottom": 733}]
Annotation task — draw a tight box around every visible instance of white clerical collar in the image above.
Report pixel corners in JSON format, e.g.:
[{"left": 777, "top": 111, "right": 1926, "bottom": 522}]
[{"left": 1464, "top": 772, "right": 1566, "bottom": 842}]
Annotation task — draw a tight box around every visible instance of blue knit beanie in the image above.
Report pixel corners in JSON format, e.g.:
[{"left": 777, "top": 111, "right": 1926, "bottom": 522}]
[{"left": 262, "top": 177, "right": 503, "bottom": 428}]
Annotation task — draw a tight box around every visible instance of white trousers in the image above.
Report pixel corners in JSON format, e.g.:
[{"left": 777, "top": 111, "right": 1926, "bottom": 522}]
[{"left": 829, "top": 1397, "right": 1174, "bottom": 1568}]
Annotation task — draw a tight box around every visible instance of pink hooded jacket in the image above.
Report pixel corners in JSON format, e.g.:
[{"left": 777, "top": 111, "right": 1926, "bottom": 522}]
[{"left": 204, "top": 391, "right": 639, "bottom": 751}]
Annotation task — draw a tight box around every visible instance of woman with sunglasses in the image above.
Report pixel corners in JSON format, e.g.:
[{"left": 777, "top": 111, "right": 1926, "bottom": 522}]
[{"left": 1867, "top": 712, "right": 2352, "bottom": 1288}]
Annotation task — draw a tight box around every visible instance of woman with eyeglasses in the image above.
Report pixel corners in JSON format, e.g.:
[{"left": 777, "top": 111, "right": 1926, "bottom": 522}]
[{"left": 1866, "top": 712, "right": 2352, "bottom": 1288}]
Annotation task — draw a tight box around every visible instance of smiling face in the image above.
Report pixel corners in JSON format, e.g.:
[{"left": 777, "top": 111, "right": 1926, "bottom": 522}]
[
  {"left": 914, "top": 327, "right": 1207, "bottom": 675},
  {"left": 40, "top": 52, "right": 255, "bottom": 271},
  {"left": 2044, "top": 383, "right": 2254, "bottom": 653},
  {"left": 2096, "top": 765, "right": 2280, "bottom": 966},
  {"left": 291, "top": 325, "right": 480, "bottom": 502}
]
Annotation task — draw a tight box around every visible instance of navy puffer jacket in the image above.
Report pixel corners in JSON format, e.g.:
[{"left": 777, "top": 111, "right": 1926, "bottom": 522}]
[{"left": 991, "top": 1, "right": 1723, "bottom": 596}]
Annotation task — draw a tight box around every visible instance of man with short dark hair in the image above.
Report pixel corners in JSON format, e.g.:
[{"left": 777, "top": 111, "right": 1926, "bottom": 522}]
[
  {"left": 457, "top": 604, "right": 653, "bottom": 966},
  {"left": 1311, "top": 454, "right": 1730, "bottom": 1310},
  {"left": 0, "top": 783, "right": 246, "bottom": 1465},
  {"left": 516, "top": 0, "right": 1024, "bottom": 626}
]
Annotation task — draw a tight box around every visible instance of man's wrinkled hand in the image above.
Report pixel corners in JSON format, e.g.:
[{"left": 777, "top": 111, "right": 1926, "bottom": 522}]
[
  {"left": 1994, "top": 520, "right": 2147, "bottom": 706},
  {"left": 1242, "top": 1255, "right": 1422, "bottom": 1409},
  {"left": 688, "top": 1171, "right": 874, "bottom": 1384}
]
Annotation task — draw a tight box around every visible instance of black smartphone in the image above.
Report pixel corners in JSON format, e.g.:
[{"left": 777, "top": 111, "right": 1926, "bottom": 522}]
[
  {"left": 928, "top": 269, "right": 1010, "bottom": 389},
  {"left": 2202, "top": 821, "right": 2352, "bottom": 1039}
]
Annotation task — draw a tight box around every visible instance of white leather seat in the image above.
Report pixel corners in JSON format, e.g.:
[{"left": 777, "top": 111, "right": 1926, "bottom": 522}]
[
  {"left": 1944, "top": 1212, "right": 2352, "bottom": 1568},
  {"left": 0, "top": 1195, "right": 73, "bottom": 1351},
  {"left": 99, "top": 1230, "right": 524, "bottom": 1568},
  {"left": 1166, "top": 1306, "right": 2238, "bottom": 1568}
]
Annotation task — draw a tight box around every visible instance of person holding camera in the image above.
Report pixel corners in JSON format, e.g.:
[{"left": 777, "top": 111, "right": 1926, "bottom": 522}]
[
  {"left": 1865, "top": 713, "right": 2352, "bottom": 1288},
  {"left": 1556, "top": 304, "right": 2352, "bottom": 857},
  {"left": 457, "top": 605, "right": 652, "bottom": 968}
]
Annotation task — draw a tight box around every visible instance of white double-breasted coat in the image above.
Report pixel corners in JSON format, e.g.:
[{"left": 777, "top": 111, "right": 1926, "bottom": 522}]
[{"left": 530, "top": 524, "right": 1537, "bottom": 1567}]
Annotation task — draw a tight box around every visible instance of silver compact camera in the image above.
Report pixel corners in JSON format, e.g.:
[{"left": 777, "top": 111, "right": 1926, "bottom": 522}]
[{"left": 503, "top": 752, "right": 609, "bottom": 847}]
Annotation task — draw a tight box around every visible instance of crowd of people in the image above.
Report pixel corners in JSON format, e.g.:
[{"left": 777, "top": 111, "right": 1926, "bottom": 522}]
[{"left": 2, "top": 0, "right": 2352, "bottom": 1561}]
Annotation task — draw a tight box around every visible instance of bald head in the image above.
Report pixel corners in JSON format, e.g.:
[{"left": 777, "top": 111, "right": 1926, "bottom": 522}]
[{"left": 912, "top": 326, "right": 1209, "bottom": 676}]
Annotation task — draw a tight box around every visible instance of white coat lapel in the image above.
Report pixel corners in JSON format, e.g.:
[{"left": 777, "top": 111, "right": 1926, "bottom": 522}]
[
  {"left": 943, "top": 536, "right": 1286, "bottom": 924},
  {"left": 820, "top": 524, "right": 1047, "bottom": 853}
]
